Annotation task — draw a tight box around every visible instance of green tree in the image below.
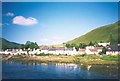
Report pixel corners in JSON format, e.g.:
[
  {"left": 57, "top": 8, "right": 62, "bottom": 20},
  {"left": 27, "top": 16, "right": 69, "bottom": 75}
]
[
  {"left": 79, "top": 43, "right": 83, "bottom": 49},
  {"left": 99, "top": 47, "right": 106, "bottom": 55},
  {"left": 88, "top": 41, "right": 94, "bottom": 46},
  {"left": 94, "top": 41, "right": 98, "bottom": 47},
  {"left": 66, "top": 44, "right": 71, "bottom": 48},
  {"left": 20, "top": 44, "right": 25, "bottom": 49},
  {"left": 75, "top": 46, "right": 79, "bottom": 51},
  {"left": 34, "top": 42, "right": 39, "bottom": 49},
  {"left": 24, "top": 41, "right": 39, "bottom": 49},
  {"left": 100, "top": 41, "right": 103, "bottom": 43},
  {"left": 102, "top": 47, "right": 106, "bottom": 54},
  {"left": 79, "top": 43, "right": 87, "bottom": 49}
]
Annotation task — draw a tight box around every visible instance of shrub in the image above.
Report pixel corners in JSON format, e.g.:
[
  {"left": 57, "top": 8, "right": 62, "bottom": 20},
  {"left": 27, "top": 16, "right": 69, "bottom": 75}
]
[{"left": 81, "top": 54, "right": 86, "bottom": 57}]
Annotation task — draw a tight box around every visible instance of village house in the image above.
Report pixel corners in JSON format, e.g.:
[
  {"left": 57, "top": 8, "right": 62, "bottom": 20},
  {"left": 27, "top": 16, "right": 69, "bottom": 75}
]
[
  {"left": 79, "top": 49, "right": 86, "bottom": 54},
  {"left": 1, "top": 48, "right": 41, "bottom": 55},
  {"left": 53, "top": 47, "right": 65, "bottom": 55},
  {"left": 40, "top": 48, "right": 49, "bottom": 54},
  {"left": 78, "top": 46, "right": 103, "bottom": 55},
  {"left": 95, "top": 47, "right": 103, "bottom": 53},
  {"left": 98, "top": 42, "right": 110, "bottom": 47},
  {"left": 106, "top": 45, "right": 120, "bottom": 55},
  {"left": 0, "top": 47, "right": 78, "bottom": 56},
  {"left": 47, "top": 47, "right": 77, "bottom": 55},
  {"left": 85, "top": 48, "right": 98, "bottom": 54},
  {"left": 48, "top": 48, "right": 56, "bottom": 54},
  {"left": 64, "top": 47, "right": 77, "bottom": 55},
  {"left": 2, "top": 44, "right": 117, "bottom": 56}
]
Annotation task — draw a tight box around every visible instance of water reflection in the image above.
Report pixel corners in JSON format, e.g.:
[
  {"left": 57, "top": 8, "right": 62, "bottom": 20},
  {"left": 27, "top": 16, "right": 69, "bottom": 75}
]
[{"left": 2, "top": 60, "right": 119, "bottom": 79}]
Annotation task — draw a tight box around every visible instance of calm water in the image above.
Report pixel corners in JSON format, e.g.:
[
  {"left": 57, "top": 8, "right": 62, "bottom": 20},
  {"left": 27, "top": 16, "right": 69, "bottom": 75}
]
[{"left": 2, "top": 61, "right": 119, "bottom": 79}]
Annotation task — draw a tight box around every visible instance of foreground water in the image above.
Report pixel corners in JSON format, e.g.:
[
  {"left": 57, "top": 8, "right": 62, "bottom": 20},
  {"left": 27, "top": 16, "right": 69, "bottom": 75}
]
[{"left": 2, "top": 61, "right": 119, "bottom": 79}]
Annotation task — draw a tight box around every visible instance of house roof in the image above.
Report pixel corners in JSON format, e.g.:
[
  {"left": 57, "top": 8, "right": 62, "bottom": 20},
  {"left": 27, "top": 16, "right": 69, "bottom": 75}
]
[
  {"left": 48, "top": 47, "right": 74, "bottom": 51},
  {"left": 89, "top": 49, "right": 98, "bottom": 52},
  {"left": 79, "top": 49, "right": 86, "bottom": 52},
  {"left": 65, "top": 48, "right": 73, "bottom": 51},
  {"left": 107, "top": 45, "right": 120, "bottom": 51},
  {"left": 95, "top": 47, "right": 103, "bottom": 50},
  {"left": 42, "top": 48, "right": 49, "bottom": 50},
  {"left": 48, "top": 48, "right": 56, "bottom": 51},
  {"left": 55, "top": 47, "right": 65, "bottom": 50}
]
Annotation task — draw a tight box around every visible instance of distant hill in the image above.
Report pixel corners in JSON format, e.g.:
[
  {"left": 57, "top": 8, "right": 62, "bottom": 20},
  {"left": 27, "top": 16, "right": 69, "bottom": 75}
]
[
  {"left": 0, "top": 37, "right": 22, "bottom": 49},
  {"left": 67, "top": 21, "right": 120, "bottom": 45}
]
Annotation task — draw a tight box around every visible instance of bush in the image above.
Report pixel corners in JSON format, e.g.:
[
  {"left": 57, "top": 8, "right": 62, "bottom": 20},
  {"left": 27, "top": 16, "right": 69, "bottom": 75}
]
[{"left": 80, "top": 54, "right": 86, "bottom": 57}]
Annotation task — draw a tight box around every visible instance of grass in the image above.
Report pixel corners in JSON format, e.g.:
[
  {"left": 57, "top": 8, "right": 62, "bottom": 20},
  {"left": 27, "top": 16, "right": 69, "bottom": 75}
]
[
  {"left": 34, "top": 54, "right": 119, "bottom": 65},
  {"left": 35, "top": 53, "right": 50, "bottom": 56},
  {"left": 75, "top": 54, "right": 120, "bottom": 60},
  {"left": 100, "top": 56, "right": 120, "bottom": 61},
  {"left": 3, "top": 54, "right": 119, "bottom": 65}
]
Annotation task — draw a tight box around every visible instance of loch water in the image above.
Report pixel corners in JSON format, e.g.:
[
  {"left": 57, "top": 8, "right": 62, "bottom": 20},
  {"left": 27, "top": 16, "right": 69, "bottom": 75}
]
[{"left": 2, "top": 61, "right": 119, "bottom": 79}]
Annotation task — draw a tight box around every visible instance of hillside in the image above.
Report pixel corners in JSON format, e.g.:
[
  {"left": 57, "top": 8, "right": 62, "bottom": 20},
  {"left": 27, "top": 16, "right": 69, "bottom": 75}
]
[
  {"left": 0, "top": 37, "right": 22, "bottom": 50},
  {"left": 67, "top": 21, "right": 120, "bottom": 45}
]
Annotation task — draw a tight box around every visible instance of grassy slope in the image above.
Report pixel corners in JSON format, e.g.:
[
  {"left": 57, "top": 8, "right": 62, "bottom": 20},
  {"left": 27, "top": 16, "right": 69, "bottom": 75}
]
[{"left": 67, "top": 21, "right": 119, "bottom": 45}]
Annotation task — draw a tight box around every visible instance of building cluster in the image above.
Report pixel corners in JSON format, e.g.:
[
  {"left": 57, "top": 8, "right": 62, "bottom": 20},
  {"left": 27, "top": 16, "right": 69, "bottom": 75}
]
[
  {"left": 79, "top": 46, "right": 103, "bottom": 55},
  {"left": 0, "top": 42, "right": 120, "bottom": 56}
]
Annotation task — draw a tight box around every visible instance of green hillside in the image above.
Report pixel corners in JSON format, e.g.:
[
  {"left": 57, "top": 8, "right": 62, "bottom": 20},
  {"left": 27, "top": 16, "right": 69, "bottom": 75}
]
[
  {"left": 67, "top": 21, "right": 120, "bottom": 45},
  {"left": 0, "top": 37, "right": 22, "bottom": 50}
]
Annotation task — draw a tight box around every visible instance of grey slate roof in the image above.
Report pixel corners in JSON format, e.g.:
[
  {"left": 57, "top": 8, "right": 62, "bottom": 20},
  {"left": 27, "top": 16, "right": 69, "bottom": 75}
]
[{"left": 107, "top": 45, "right": 120, "bottom": 51}]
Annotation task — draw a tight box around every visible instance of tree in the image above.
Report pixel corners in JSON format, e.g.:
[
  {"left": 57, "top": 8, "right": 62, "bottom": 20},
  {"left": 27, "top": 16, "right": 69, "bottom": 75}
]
[
  {"left": 75, "top": 46, "right": 79, "bottom": 51},
  {"left": 99, "top": 47, "right": 106, "bottom": 55},
  {"left": 66, "top": 44, "right": 71, "bottom": 48},
  {"left": 79, "top": 43, "right": 83, "bottom": 48},
  {"left": 102, "top": 47, "right": 106, "bottom": 54},
  {"left": 20, "top": 44, "right": 25, "bottom": 49},
  {"left": 24, "top": 41, "right": 39, "bottom": 49},
  {"left": 100, "top": 41, "right": 103, "bottom": 43},
  {"left": 94, "top": 41, "right": 98, "bottom": 47},
  {"left": 88, "top": 41, "right": 94, "bottom": 46},
  {"left": 34, "top": 42, "right": 39, "bottom": 49}
]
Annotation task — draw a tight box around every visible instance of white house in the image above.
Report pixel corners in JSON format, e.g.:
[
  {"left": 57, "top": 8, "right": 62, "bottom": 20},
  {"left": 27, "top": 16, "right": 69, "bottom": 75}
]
[
  {"left": 98, "top": 42, "right": 110, "bottom": 47},
  {"left": 85, "top": 48, "right": 99, "bottom": 54},
  {"left": 78, "top": 46, "right": 103, "bottom": 55},
  {"left": 48, "top": 48, "right": 56, "bottom": 54},
  {"left": 106, "top": 45, "right": 120, "bottom": 55},
  {"left": 47, "top": 47, "right": 77, "bottom": 55},
  {"left": 1, "top": 48, "right": 41, "bottom": 55},
  {"left": 55, "top": 47, "right": 65, "bottom": 55},
  {"left": 86, "top": 46, "right": 95, "bottom": 49},
  {"left": 95, "top": 47, "right": 103, "bottom": 53},
  {"left": 79, "top": 49, "right": 86, "bottom": 54},
  {"left": 40, "top": 48, "right": 49, "bottom": 54},
  {"left": 64, "top": 47, "right": 77, "bottom": 55}
]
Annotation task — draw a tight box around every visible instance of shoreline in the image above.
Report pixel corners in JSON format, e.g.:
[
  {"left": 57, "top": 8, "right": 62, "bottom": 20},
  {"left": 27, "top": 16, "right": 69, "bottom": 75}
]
[{"left": 2, "top": 55, "right": 119, "bottom": 65}]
